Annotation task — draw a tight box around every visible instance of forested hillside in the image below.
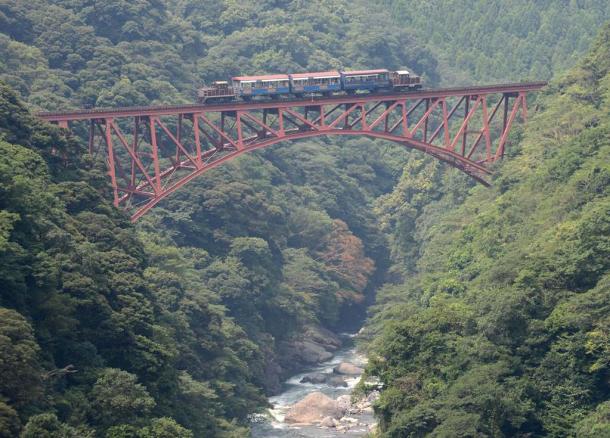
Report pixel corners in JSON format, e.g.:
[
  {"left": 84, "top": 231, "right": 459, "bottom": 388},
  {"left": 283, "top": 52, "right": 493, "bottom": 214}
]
[
  {"left": 0, "top": 0, "right": 435, "bottom": 436},
  {"left": 1, "top": 0, "right": 609, "bottom": 437},
  {"left": 0, "top": 0, "right": 437, "bottom": 110},
  {"left": 366, "top": 23, "right": 610, "bottom": 436},
  {"left": 383, "top": 0, "right": 610, "bottom": 84}
]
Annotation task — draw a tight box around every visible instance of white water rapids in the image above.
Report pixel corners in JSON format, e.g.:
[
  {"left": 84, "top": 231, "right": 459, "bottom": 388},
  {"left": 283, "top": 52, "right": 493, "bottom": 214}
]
[{"left": 250, "top": 335, "right": 376, "bottom": 437}]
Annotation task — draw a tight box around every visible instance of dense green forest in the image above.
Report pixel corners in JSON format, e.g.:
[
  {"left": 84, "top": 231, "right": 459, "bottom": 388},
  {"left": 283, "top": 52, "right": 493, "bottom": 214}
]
[
  {"left": 0, "top": 0, "right": 438, "bottom": 110},
  {"left": 0, "top": 1, "right": 429, "bottom": 436},
  {"left": 0, "top": 0, "right": 609, "bottom": 437},
  {"left": 366, "top": 24, "right": 610, "bottom": 436},
  {"left": 382, "top": 0, "right": 610, "bottom": 85}
]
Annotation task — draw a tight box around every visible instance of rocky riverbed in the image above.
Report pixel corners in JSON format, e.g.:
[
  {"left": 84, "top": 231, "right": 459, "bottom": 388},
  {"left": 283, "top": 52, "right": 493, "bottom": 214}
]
[{"left": 250, "top": 335, "right": 378, "bottom": 437}]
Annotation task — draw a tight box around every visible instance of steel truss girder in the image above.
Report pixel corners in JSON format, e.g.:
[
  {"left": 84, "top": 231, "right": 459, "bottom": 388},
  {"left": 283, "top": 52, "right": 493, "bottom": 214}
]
[{"left": 42, "top": 83, "right": 541, "bottom": 222}]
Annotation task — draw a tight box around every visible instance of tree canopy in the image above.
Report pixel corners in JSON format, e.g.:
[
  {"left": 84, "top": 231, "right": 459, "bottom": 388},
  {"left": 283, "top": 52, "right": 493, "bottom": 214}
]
[
  {"left": 0, "top": 0, "right": 608, "bottom": 436},
  {"left": 365, "top": 23, "right": 610, "bottom": 437}
]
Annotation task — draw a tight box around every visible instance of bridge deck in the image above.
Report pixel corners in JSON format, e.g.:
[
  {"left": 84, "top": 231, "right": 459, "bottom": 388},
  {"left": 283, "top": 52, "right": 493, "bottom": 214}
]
[{"left": 37, "top": 81, "right": 547, "bottom": 122}]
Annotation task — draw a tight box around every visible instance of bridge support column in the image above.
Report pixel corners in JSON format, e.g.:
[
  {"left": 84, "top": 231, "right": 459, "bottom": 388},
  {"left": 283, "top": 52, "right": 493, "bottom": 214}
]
[
  {"left": 278, "top": 109, "right": 285, "bottom": 135},
  {"left": 462, "top": 97, "right": 469, "bottom": 155},
  {"left": 402, "top": 101, "right": 409, "bottom": 136},
  {"left": 193, "top": 114, "right": 202, "bottom": 166},
  {"left": 423, "top": 99, "right": 429, "bottom": 142},
  {"left": 104, "top": 118, "right": 119, "bottom": 207},
  {"left": 131, "top": 117, "right": 139, "bottom": 187},
  {"left": 88, "top": 119, "right": 95, "bottom": 154},
  {"left": 236, "top": 111, "right": 244, "bottom": 148},
  {"left": 149, "top": 117, "right": 162, "bottom": 192}
]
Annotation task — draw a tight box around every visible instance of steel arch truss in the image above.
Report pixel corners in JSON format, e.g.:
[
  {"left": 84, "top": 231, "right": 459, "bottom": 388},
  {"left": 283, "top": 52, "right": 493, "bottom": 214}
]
[{"left": 43, "top": 83, "right": 543, "bottom": 221}]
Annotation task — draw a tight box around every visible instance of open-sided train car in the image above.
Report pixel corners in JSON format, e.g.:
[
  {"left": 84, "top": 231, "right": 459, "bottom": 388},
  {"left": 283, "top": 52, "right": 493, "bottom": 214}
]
[
  {"left": 232, "top": 74, "right": 290, "bottom": 99},
  {"left": 290, "top": 71, "right": 342, "bottom": 95},
  {"left": 197, "top": 68, "right": 422, "bottom": 103},
  {"left": 341, "top": 69, "right": 390, "bottom": 92}
]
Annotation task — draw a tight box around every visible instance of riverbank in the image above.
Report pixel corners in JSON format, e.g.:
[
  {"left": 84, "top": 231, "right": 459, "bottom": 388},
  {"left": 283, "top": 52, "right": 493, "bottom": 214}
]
[{"left": 250, "top": 335, "right": 377, "bottom": 437}]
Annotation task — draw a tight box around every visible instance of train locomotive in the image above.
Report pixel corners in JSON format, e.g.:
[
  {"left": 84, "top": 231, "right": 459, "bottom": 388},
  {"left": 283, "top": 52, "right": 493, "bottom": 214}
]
[{"left": 197, "top": 69, "right": 422, "bottom": 103}]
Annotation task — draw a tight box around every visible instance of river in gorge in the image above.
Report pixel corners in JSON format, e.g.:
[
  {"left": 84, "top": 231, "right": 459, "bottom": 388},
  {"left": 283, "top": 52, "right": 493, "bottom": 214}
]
[{"left": 250, "top": 334, "right": 376, "bottom": 437}]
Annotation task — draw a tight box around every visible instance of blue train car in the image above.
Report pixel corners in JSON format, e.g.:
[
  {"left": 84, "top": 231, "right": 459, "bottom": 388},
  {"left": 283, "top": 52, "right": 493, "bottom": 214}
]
[
  {"left": 198, "top": 68, "right": 423, "bottom": 103},
  {"left": 289, "top": 71, "right": 342, "bottom": 95},
  {"left": 232, "top": 74, "right": 290, "bottom": 98},
  {"left": 340, "top": 69, "right": 391, "bottom": 92}
]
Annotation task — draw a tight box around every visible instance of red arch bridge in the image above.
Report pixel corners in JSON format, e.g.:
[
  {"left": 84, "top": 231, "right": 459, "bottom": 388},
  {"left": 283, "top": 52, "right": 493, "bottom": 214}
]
[{"left": 38, "top": 81, "right": 546, "bottom": 222}]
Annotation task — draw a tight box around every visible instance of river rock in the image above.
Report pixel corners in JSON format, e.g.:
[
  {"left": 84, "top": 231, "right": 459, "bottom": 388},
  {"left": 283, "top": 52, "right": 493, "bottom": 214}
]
[
  {"left": 300, "top": 373, "right": 327, "bottom": 384},
  {"left": 333, "top": 362, "right": 364, "bottom": 375},
  {"left": 284, "top": 392, "right": 346, "bottom": 424},
  {"left": 280, "top": 340, "right": 333, "bottom": 367},
  {"left": 303, "top": 340, "right": 333, "bottom": 363},
  {"left": 303, "top": 325, "right": 342, "bottom": 351},
  {"left": 327, "top": 375, "right": 348, "bottom": 387},
  {"left": 366, "top": 390, "right": 380, "bottom": 403},
  {"left": 276, "top": 325, "right": 344, "bottom": 378},
  {"left": 320, "top": 416, "right": 336, "bottom": 428},
  {"left": 300, "top": 372, "right": 348, "bottom": 387},
  {"left": 336, "top": 394, "right": 352, "bottom": 411}
]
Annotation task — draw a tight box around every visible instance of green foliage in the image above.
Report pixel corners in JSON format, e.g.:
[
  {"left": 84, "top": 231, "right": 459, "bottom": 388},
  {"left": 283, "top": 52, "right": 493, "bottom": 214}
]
[
  {"left": 383, "top": 0, "right": 610, "bottom": 84},
  {"left": 89, "top": 369, "right": 156, "bottom": 428},
  {"left": 0, "top": 81, "right": 265, "bottom": 436},
  {"left": 0, "top": 309, "right": 42, "bottom": 411},
  {"left": 574, "top": 401, "right": 610, "bottom": 438},
  {"left": 137, "top": 417, "right": 193, "bottom": 438},
  {"left": 0, "top": 71, "right": 398, "bottom": 436},
  {"left": 367, "top": 23, "right": 610, "bottom": 437},
  {"left": 0, "top": 400, "right": 20, "bottom": 438},
  {"left": 20, "top": 413, "right": 93, "bottom": 438},
  {"left": 0, "top": 0, "right": 438, "bottom": 110},
  {"left": 1, "top": 1, "right": 608, "bottom": 436}
]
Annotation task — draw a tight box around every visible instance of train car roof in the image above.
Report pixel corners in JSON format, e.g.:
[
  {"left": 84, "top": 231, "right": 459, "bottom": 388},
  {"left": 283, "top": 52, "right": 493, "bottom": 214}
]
[
  {"left": 290, "top": 70, "right": 341, "bottom": 79},
  {"left": 232, "top": 74, "right": 290, "bottom": 82},
  {"left": 342, "top": 69, "right": 389, "bottom": 75},
  {"left": 395, "top": 70, "right": 410, "bottom": 75}
]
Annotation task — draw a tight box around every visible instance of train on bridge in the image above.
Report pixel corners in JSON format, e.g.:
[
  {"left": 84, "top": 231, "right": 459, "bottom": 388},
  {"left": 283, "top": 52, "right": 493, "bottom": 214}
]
[{"left": 198, "top": 69, "right": 422, "bottom": 103}]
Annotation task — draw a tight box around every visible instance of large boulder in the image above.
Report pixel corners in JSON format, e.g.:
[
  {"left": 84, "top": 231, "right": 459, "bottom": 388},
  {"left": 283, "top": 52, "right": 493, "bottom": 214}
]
[
  {"left": 284, "top": 392, "right": 346, "bottom": 424},
  {"left": 320, "top": 416, "right": 336, "bottom": 428},
  {"left": 280, "top": 340, "right": 333, "bottom": 368},
  {"left": 277, "top": 325, "right": 343, "bottom": 377},
  {"left": 336, "top": 395, "right": 352, "bottom": 412},
  {"left": 300, "top": 373, "right": 348, "bottom": 387},
  {"left": 300, "top": 340, "right": 333, "bottom": 363},
  {"left": 300, "top": 373, "right": 327, "bottom": 384},
  {"left": 327, "top": 375, "right": 348, "bottom": 387},
  {"left": 303, "top": 325, "right": 342, "bottom": 351},
  {"left": 333, "top": 362, "right": 364, "bottom": 376}
]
